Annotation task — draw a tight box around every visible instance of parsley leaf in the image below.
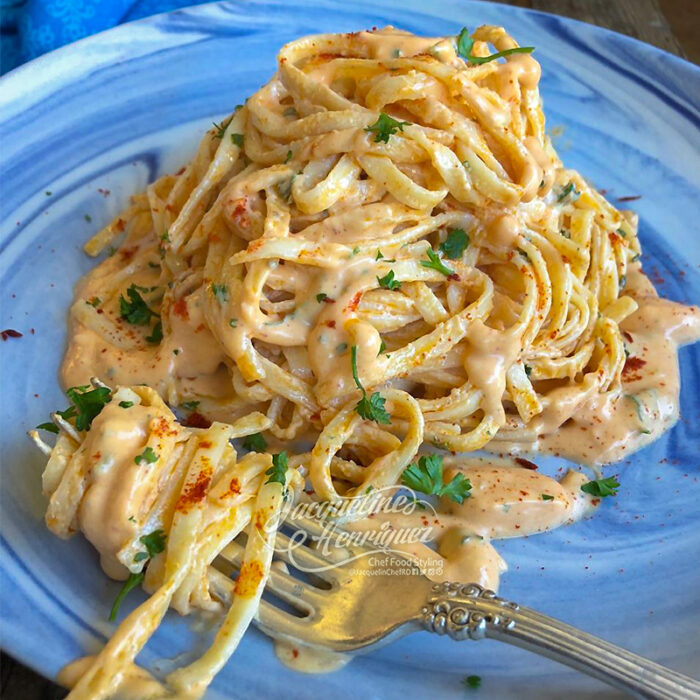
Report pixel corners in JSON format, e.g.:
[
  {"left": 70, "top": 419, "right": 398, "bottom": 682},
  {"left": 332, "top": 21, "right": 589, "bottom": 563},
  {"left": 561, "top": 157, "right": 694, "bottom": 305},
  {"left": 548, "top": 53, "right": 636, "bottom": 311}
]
[
  {"left": 365, "top": 112, "right": 411, "bottom": 143},
  {"left": 356, "top": 391, "right": 392, "bottom": 424},
  {"left": 351, "top": 345, "right": 391, "bottom": 424},
  {"left": 118, "top": 401, "right": 133, "bottom": 409},
  {"left": 439, "top": 228, "right": 469, "bottom": 259},
  {"left": 378, "top": 340, "right": 387, "bottom": 356},
  {"left": 463, "top": 674, "right": 482, "bottom": 689},
  {"left": 87, "top": 297, "right": 101, "bottom": 308},
  {"left": 401, "top": 455, "right": 472, "bottom": 504},
  {"left": 316, "top": 293, "right": 330, "bottom": 303},
  {"left": 134, "top": 446, "right": 158, "bottom": 465},
  {"left": 109, "top": 572, "right": 144, "bottom": 621},
  {"left": 557, "top": 182, "right": 580, "bottom": 203},
  {"left": 456, "top": 27, "right": 534, "bottom": 65},
  {"left": 36, "top": 422, "right": 59, "bottom": 433},
  {"left": 211, "top": 283, "right": 229, "bottom": 303},
  {"left": 420, "top": 248, "right": 454, "bottom": 276},
  {"left": 231, "top": 133, "right": 244, "bottom": 147},
  {"left": 626, "top": 394, "right": 651, "bottom": 434},
  {"left": 212, "top": 117, "right": 231, "bottom": 138},
  {"left": 266, "top": 451, "right": 288, "bottom": 486},
  {"left": 242, "top": 432, "right": 267, "bottom": 452},
  {"left": 541, "top": 493, "right": 554, "bottom": 501},
  {"left": 120, "top": 285, "right": 159, "bottom": 325},
  {"left": 377, "top": 270, "right": 401, "bottom": 290},
  {"left": 581, "top": 476, "right": 620, "bottom": 498},
  {"left": 284, "top": 150, "right": 293, "bottom": 164},
  {"left": 140, "top": 529, "right": 167, "bottom": 558},
  {"left": 64, "top": 386, "right": 111, "bottom": 431},
  {"left": 145, "top": 320, "right": 163, "bottom": 345},
  {"left": 181, "top": 400, "right": 200, "bottom": 411}
]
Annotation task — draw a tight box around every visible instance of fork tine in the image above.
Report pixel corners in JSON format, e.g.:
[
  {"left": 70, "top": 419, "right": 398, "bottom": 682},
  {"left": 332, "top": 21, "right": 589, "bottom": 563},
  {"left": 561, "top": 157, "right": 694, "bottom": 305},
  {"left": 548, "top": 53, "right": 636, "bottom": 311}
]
[{"left": 273, "top": 531, "right": 340, "bottom": 579}]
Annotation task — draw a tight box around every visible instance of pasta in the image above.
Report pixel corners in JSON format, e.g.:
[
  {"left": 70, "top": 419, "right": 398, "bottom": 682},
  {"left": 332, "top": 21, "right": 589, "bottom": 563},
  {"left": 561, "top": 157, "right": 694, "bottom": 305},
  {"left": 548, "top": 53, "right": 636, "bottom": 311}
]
[{"left": 31, "top": 24, "right": 700, "bottom": 698}]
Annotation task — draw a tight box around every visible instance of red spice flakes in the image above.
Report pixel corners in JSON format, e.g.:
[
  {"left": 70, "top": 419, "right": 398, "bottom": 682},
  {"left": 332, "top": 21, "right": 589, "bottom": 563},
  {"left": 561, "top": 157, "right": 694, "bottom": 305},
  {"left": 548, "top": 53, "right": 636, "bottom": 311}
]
[
  {"left": 622, "top": 330, "right": 633, "bottom": 343},
  {"left": 199, "top": 440, "right": 213, "bottom": 449},
  {"left": 184, "top": 412, "right": 212, "bottom": 429},
  {"left": 617, "top": 195, "right": 641, "bottom": 202},
  {"left": 97, "top": 188, "right": 111, "bottom": 197},
  {"left": 120, "top": 246, "right": 137, "bottom": 262},
  {"left": 172, "top": 298, "right": 189, "bottom": 320},
  {"left": 292, "top": 649, "right": 299, "bottom": 659},
  {"left": 1, "top": 329, "right": 22, "bottom": 341},
  {"left": 176, "top": 463, "right": 213, "bottom": 513},
  {"left": 345, "top": 291, "right": 362, "bottom": 312},
  {"left": 321, "top": 296, "right": 335, "bottom": 304},
  {"left": 115, "top": 218, "right": 126, "bottom": 231},
  {"left": 30, "top": 328, "right": 35, "bottom": 335},
  {"left": 447, "top": 273, "right": 460, "bottom": 282},
  {"left": 514, "top": 457, "right": 538, "bottom": 470},
  {"left": 622, "top": 355, "right": 647, "bottom": 380},
  {"left": 234, "top": 560, "right": 264, "bottom": 598},
  {"left": 175, "top": 166, "right": 186, "bottom": 176},
  {"left": 324, "top": 320, "right": 336, "bottom": 328}
]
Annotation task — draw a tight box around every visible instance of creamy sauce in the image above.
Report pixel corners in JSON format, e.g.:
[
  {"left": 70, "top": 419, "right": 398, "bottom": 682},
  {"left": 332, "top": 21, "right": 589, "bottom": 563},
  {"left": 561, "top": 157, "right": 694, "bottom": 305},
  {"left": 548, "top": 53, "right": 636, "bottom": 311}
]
[
  {"left": 526, "top": 267, "right": 700, "bottom": 463},
  {"left": 274, "top": 639, "right": 351, "bottom": 673}
]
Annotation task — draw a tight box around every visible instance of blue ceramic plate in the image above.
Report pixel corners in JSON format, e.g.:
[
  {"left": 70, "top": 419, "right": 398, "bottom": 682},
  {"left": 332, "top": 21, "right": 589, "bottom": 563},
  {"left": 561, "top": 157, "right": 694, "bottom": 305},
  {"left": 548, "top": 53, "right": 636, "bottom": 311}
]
[{"left": 1, "top": 2, "right": 698, "bottom": 697}]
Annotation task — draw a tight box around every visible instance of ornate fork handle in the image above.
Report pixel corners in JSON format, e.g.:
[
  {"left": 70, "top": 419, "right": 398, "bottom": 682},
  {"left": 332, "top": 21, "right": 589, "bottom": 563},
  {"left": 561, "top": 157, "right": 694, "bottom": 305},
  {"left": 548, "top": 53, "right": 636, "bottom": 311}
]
[{"left": 421, "top": 582, "right": 700, "bottom": 699}]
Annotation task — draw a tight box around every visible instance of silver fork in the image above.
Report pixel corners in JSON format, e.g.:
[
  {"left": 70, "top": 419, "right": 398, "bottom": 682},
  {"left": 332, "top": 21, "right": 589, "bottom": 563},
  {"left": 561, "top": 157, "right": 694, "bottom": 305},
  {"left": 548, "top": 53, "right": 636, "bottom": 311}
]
[{"left": 218, "top": 515, "right": 700, "bottom": 699}]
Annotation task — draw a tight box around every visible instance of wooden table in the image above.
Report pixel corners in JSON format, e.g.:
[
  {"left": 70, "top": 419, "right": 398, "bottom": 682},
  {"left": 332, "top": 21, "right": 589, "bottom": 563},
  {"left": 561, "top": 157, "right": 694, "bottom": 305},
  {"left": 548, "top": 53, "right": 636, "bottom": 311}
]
[{"left": 1, "top": 0, "right": 695, "bottom": 697}]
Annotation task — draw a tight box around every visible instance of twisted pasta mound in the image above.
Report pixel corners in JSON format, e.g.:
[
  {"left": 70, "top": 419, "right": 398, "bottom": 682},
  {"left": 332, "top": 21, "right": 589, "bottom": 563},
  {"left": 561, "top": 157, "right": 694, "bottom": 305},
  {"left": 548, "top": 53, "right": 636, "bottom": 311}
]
[{"left": 63, "top": 25, "right": 697, "bottom": 492}]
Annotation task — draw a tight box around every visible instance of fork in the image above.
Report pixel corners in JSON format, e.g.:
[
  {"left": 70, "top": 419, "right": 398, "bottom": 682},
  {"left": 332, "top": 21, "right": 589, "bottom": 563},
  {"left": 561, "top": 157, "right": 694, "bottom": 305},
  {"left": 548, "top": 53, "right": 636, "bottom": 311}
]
[{"left": 217, "top": 515, "right": 700, "bottom": 699}]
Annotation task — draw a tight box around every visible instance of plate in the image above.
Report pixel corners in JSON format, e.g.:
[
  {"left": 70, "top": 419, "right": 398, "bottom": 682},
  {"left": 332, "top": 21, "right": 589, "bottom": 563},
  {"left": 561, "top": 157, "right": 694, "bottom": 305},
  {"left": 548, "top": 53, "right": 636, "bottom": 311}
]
[{"left": 1, "top": 1, "right": 699, "bottom": 697}]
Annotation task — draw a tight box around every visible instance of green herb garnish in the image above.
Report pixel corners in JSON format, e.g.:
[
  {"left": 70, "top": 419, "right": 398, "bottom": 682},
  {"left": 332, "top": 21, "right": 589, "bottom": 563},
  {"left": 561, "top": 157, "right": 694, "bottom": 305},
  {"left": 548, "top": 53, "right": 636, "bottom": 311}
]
[
  {"left": 63, "top": 385, "right": 112, "bottom": 431},
  {"left": 134, "top": 446, "right": 158, "bottom": 465},
  {"left": 36, "top": 422, "right": 59, "bottom": 434},
  {"left": 351, "top": 345, "right": 391, "bottom": 424},
  {"left": 377, "top": 270, "right": 401, "bottom": 290},
  {"left": 266, "top": 451, "right": 289, "bottom": 486},
  {"left": 401, "top": 454, "right": 472, "bottom": 504},
  {"left": 581, "top": 477, "right": 620, "bottom": 498},
  {"left": 120, "top": 285, "right": 159, "bottom": 325},
  {"left": 421, "top": 248, "right": 454, "bottom": 277},
  {"left": 456, "top": 26, "right": 534, "bottom": 65},
  {"left": 181, "top": 401, "right": 200, "bottom": 411},
  {"left": 242, "top": 432, "right": 268, "bottom": 453},
  {"left": 145, "top": 320, "right": 163, "bottom": 345},
  {"left": 211, "top": 283, "right": 229, "bottom": 303},
  {"left": 119, "top": 401, "right": 134, "bottom": 409},
  {"left": 231, "top": 133, "right": 244, "bottom": 147},
  {"left": 439, "top": 228, "right": 469, "bottom": 259},
  {"left": 365, "top": 112, "right": 410, "bottom": 144}
]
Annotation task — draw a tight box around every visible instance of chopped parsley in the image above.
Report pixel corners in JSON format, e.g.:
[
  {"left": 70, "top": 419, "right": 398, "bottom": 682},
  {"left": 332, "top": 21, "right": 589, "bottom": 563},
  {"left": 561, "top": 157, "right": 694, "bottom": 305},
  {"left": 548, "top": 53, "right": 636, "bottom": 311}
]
[
  {"left": 316, "top": 293, "right": 330, "bottom": 303},
  {"left": 462, "top": 674, "right": 482, "bottom": 689},
  {"left": 229, "top": 318, "right": 238, "bottom": 328},
  {"left": 181, "top": 400, "right": 200, "bottom": 411},
  {"left": 87, "top": 297, "right": 101, "bottom": 308},
  {"left": 456, "top": 26, "right": 534, "bottom": 65},
  {"left": 134, "top": 446, "right": 158, "bottom": 465},
  {"left": 351, "top": 345, "right": 391, "bottom": 424},
  {"left": 242, "top": 432, "right": 268, "bottom": 453},
  {"left": 63, "top": 385, "right": 112, "bottom": 431},
  {"left": 139, "top": 529, "right": 167, "bottom": 558},
  {"left": 36, "top": 422, "right": 59, "bottom": 434},
  {"left": 365, "top": 112, "right": 410, "bottom": 144},
  {"left": 377, "top": 269, "right": 401, "bottom": 290},
  {"left": 120, "top": 285, "right": 160, "bottom": 325},
  {"left": 211, "top": 283, "right": 229, "bottom": 303},
  {"left": 439, "top": 228, "right": 469, "bottom": 259},
  {"left": 378, "top": 340, "right": 387, "bottom": 356},
  {"left": 109, "top": 572, "right": 144, "bottom": 621},
  {"left": 421, "top": 248, "right": 454, "bottom": 276},
  {"left": 581, "top": 476, "right": 620, "bottom": 498},
  {"left": 541, "top": 493, "right": 554, "bottom": 501},
  {"left": 231, "top": 133, "right": 244, "bottom": 147},
  {"left": 119, "top": 401, "right": 134, "bottom": 409},
  {"left": 161, "top": 230, "right": 170, "bottom": 243},
  {"left": 284, "top": 150, "right": 293, "bottom": 164},
  {"left": 401, "top": 454, "right": 472, "bottom": 504},
  {"left": 110, "top": 530, "right": 166, "bottom": 620},
  {"left": 145, "top": 320, "right": 163, "bottom": 345},
  {"left": 84, "top": 214, "right": 92, "bottom": 222},
  {"left": 277, "top": 174, "right": 296, "bottom": 202},
  {"left": 524, "top": 364, "right": 532, "bottom": 377},
  {"left": 557, "top": 182, "right": 580, "bottom": 203},
  {"left": 266, "top": 451, "right": 289, "bottom": 486},
  {"left": 212, "top": 117, "right": 231, "bottom": 138}
]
